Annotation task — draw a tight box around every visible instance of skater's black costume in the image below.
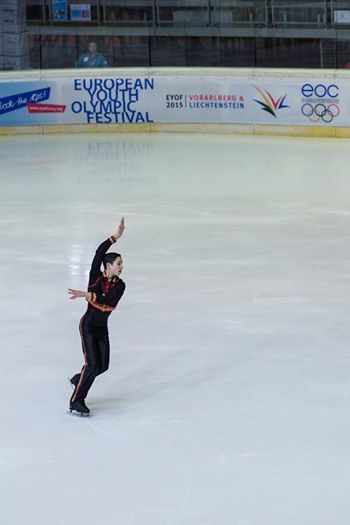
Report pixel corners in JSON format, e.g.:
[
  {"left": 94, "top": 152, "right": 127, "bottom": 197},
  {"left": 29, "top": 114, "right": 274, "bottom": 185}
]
[{"left": 70, "top": 236, "right": 125, "bottom": 409}]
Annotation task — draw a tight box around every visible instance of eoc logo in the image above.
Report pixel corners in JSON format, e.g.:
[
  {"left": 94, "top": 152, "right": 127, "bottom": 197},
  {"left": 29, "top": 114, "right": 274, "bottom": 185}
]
[
  {"left": 301, "top": 83, "right": 339, "bottom": 99},
  {"left": 253, "top": 86, "right": 289, "bottom": 118},
  {"left": 301, "top": 83, "right": 340, "bottom": 123}
]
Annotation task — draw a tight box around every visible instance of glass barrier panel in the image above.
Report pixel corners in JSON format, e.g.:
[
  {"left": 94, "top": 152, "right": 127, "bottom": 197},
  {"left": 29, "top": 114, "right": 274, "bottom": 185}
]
[
  {"left": 39, "top": 34, "right": 78, "bottom": 68},
  {"left": 102, "top": 0, "right": 154, "bottom": 25},
  {"left": 157, "top": 1, "right": 210, "bottom": 26},
  {"left": 271, "top": 0, "right": 327, "bottom": 25},
  {"left": 215, "top": 0, "right": 267, "bottom": 26}
]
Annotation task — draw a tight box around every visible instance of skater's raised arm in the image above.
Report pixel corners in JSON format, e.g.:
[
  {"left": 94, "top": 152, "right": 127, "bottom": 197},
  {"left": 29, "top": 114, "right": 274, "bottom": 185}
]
[
  {"left": 89, "top": 217, "right": 125, "bottom": 279},
  {"left": 68, "top": 217, "right": 125, "bottom": 300},
  {"left": 89, "top": 238, "right": 115, "bottom": 278}
]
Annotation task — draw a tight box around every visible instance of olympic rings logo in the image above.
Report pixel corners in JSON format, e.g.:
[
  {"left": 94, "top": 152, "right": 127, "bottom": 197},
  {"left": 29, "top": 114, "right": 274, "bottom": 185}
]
[{"left": 301, "top": 103, "right": 340, "bottom": 123}]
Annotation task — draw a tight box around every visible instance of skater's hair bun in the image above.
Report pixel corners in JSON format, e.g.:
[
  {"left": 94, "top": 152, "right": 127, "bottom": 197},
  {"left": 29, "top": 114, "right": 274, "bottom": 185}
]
[{"left": 103, "top": 252, "right": 121, "bottom": 269}]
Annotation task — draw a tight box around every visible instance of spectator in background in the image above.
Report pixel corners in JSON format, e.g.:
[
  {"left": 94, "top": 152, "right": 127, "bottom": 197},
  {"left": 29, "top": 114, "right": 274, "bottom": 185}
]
[{"left": 76, "top": 42, "right": 108, "bottom": 68}]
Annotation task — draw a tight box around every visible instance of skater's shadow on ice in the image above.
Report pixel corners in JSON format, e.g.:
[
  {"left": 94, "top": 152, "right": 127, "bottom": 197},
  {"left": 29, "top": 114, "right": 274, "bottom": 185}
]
[{"left": 89, "top": 352, "right": 256, "bottom": 410}]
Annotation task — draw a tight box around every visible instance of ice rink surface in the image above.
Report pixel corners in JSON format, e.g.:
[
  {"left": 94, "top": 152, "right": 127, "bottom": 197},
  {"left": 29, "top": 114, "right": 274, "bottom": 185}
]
[{"left": 1, "top": 132, "right": 350, "bottom": 525}]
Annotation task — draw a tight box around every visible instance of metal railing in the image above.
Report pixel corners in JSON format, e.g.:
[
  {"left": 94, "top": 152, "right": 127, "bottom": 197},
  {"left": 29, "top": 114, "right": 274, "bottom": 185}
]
[
  {"left": 26, "top": 0, "right": 268, "bottom": 25},
  {"left": 25, "top": 0, "right": 350, "bottom": 28}
]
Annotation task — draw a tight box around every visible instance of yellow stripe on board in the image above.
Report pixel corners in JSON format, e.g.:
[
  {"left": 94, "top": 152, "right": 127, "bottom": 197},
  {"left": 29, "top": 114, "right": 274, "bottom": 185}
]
[{"left": 0, "top": 123, "right": 350, "bottom": 138}]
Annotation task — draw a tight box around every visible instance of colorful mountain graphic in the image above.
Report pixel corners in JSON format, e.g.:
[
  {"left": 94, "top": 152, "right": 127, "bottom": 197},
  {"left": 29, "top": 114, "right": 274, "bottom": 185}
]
[{"left": 254, "top": 87, "right": 289, "bottom": 118}]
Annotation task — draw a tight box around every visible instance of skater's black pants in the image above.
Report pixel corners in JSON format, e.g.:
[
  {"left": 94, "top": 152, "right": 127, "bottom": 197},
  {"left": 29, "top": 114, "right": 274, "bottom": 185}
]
[{"left": 70, "top": 313, "right": 110, "bottom": 404}]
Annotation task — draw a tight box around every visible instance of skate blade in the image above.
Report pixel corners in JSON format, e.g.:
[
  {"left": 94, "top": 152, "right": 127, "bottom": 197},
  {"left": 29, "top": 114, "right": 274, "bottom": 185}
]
[{"left": 67, "top": 409, "right": 90, "bottom": 418}]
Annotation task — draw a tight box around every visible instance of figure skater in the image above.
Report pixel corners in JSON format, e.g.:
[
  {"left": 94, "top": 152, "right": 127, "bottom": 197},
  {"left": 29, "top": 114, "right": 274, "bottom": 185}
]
[{"left": 68, "top": 217, "right": 126, "bottom": 416}]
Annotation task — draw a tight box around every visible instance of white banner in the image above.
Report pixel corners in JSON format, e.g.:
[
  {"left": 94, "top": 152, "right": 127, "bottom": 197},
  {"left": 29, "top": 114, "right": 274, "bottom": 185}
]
[{"left": 0, "top": 71, "right": 346, "bottom": 127}]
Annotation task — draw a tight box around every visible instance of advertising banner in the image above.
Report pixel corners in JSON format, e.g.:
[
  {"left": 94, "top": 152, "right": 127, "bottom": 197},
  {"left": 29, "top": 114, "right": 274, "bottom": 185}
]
[
  {"left": 0, "top": 73, "right": 346, "bottom": 128},
  {"left": 52, "top": 0, "right": 68, "bottom": 21},
  {"left": 70, "top": 4, "right": 91, "bottom": 21}
]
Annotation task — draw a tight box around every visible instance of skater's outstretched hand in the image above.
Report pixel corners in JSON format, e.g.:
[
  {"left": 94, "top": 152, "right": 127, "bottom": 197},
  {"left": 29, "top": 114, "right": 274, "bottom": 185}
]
[
  {"left": 68, "top": 289, "right": 87, "bottom": 300},
  {"left": 114, "top": 216, "right": 125, "bottom": 240}
]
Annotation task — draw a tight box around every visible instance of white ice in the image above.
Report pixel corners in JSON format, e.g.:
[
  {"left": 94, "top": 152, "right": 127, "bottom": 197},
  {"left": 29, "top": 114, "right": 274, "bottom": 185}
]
[{"left": 1, "top": 132, "right": 350, "bottom": 525}]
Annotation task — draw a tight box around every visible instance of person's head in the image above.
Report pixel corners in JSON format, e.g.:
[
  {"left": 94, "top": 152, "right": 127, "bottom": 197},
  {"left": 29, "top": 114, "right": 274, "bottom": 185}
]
[
  {"left": 88, "top": 42, "right": 97, "bottom": 54},
  {"left": 103, "top": 253, "right": 123, "bottom": 277}
]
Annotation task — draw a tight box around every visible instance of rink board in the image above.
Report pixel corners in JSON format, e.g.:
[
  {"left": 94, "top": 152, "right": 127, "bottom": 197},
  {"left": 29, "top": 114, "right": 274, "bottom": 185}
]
[{"left": 0, "top": 67, "right": 350, "bottom": 138}]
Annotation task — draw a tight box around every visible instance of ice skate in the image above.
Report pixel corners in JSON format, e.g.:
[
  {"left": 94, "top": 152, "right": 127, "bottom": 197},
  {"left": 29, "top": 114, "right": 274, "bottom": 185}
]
[
  {"left": 67, "top": 375, "right": 79, "bottom": 390},
  {"left": 68, "top": 399, "right": 90, "bottom": 417}
]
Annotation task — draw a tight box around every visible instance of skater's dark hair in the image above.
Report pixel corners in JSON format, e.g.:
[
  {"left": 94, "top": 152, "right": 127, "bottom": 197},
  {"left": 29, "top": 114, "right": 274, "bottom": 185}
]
[{"left": 103, "top": 252, "right": 121, "bottom": 269}]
